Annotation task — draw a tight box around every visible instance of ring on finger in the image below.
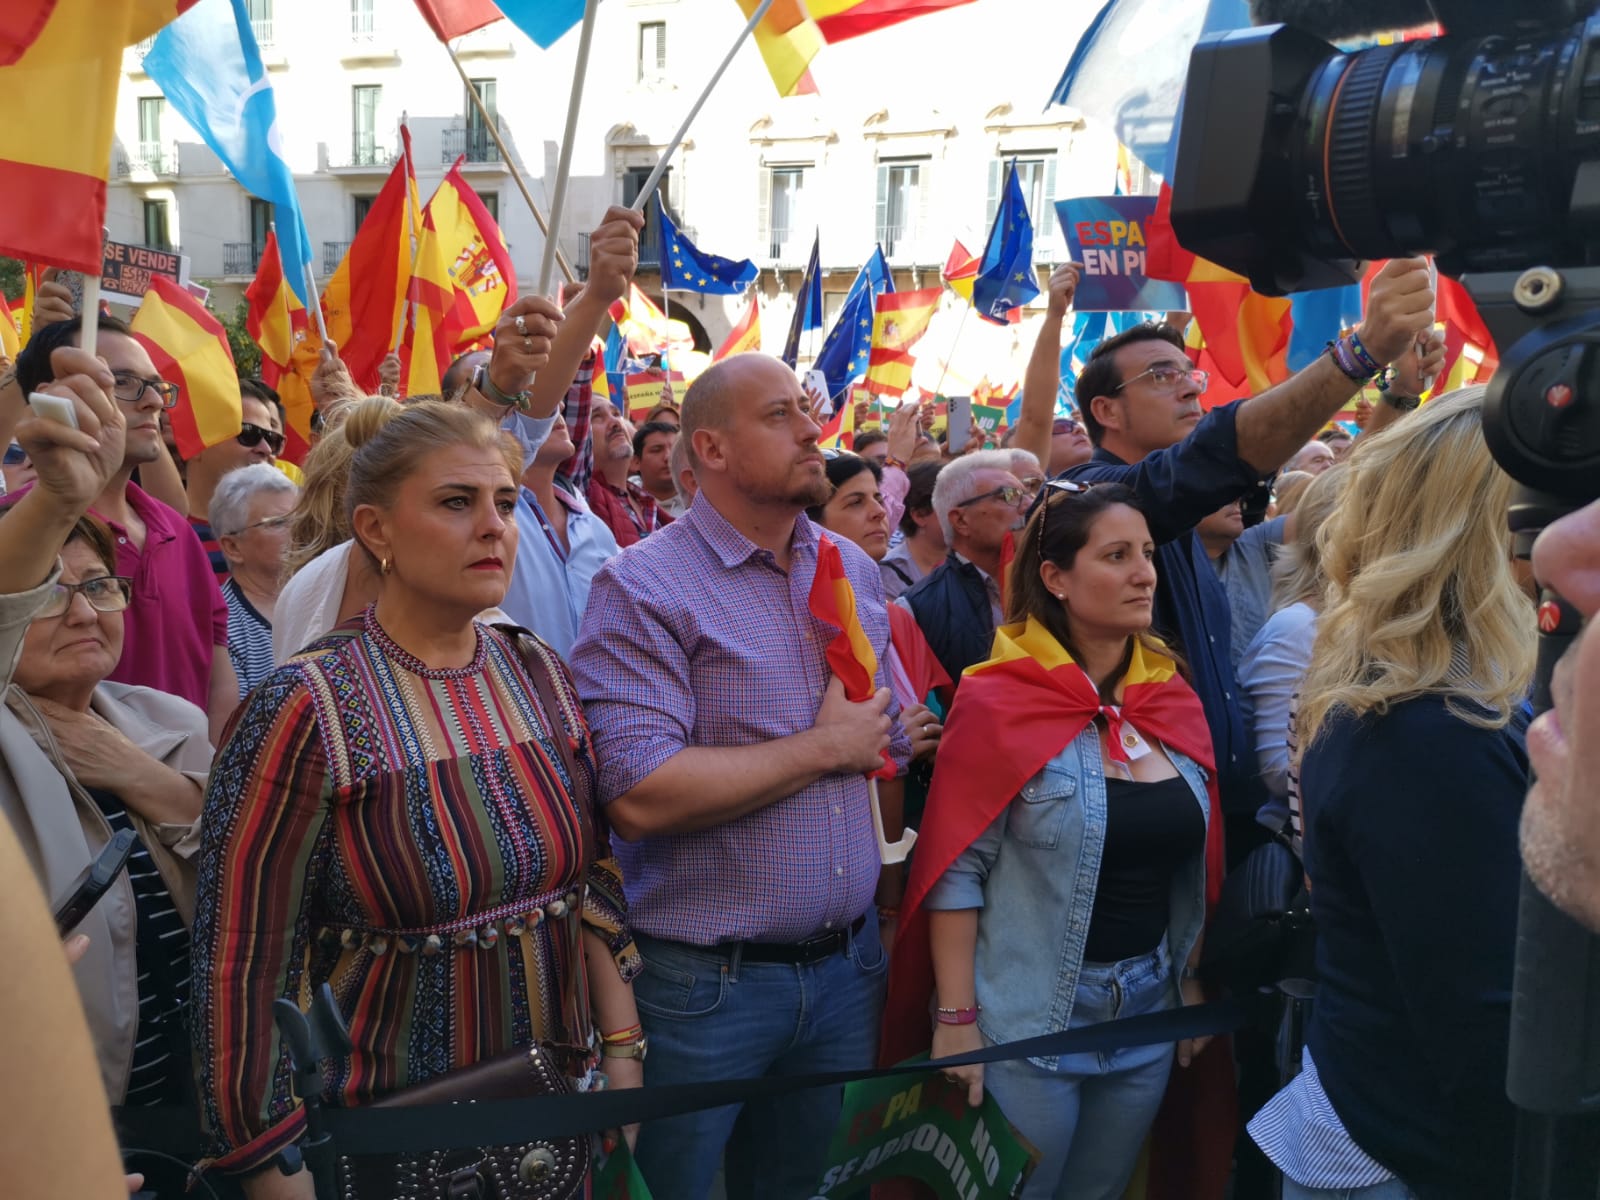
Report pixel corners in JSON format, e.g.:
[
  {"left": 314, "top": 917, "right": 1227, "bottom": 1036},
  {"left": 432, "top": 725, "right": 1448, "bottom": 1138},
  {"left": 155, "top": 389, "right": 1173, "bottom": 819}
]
[
  {"left": 514, "top": 314, "right": 528, "bottom": 336},
  {"left": 523, "top": 337, "right": 533, "bottom": 351}
]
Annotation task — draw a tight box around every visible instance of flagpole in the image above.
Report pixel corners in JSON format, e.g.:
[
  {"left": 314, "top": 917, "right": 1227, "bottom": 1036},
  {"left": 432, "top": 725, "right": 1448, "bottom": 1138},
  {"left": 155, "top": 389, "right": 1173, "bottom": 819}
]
[
  {"left": 445, "top": 44, "right": 575, "bottom": 285},
  {"left": 79, "top": 276, "right": 101, "bottom": 362},
  {"left": 931, "top": 300, "right": 972, "bottom": 401},
  {"left": 537, "top": 0, "right": 601, "bottom": 295},
  {"left": 628, "top": 0, "right": 777, "bottom": 214},
  {"left": 303, "top": 261, "right": 329, "bottom": 343},
  {"left": 393, "top": 114, "right": 418, "bottom": 354},
  {"left": 868, "top": 778, "right": 916, "bottom": 864}
]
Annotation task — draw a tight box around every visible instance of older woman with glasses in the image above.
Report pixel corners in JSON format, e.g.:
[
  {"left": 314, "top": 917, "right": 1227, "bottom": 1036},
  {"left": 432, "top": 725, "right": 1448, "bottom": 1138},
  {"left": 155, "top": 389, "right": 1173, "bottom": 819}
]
[{"left": 212, "top": 462, "right": 300, "bottom": 701}]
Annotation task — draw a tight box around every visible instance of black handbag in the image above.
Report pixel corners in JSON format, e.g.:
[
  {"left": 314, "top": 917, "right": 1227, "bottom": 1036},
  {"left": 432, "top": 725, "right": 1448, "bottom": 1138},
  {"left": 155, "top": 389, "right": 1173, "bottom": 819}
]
[{"left": 1200, "top": 832, "right": 1316, "bottom": 992}]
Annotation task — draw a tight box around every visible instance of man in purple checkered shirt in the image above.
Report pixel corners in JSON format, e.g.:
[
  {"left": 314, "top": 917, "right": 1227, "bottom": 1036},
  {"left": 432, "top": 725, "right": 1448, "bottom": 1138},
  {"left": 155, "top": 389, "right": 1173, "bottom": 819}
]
[{"left": 570, "top": 353, "right": 911, "bottom": 1199}]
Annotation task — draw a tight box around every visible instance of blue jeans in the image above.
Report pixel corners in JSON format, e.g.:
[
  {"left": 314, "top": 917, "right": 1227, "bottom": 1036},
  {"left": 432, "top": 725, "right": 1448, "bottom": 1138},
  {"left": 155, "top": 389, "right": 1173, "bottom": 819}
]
[
  {"left": 630, "top": 914, "right": 888, "bottom": 1200},
  {"left": 982, "top": 944, "right": 1176, "bottom": 1200},
  {"left": 1283, "top": 1180, "right": 1416, "bottom": 1200}
]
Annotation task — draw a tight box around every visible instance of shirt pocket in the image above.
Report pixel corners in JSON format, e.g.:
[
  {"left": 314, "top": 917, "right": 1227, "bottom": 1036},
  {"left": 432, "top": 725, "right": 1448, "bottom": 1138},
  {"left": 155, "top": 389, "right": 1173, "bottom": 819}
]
[{"left": 1009, "top": 765, "right": 1077, "bottom": 849}]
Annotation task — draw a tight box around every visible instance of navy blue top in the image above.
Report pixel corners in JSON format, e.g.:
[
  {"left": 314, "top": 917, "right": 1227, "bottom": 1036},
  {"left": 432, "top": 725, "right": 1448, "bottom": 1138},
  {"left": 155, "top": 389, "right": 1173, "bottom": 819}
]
[
  {"left": 1302, "top": 694, "right": 1528, "bottom": 1200},
  {"left": 1063, "top": 402, "right": 1266, "bottom": 815}
]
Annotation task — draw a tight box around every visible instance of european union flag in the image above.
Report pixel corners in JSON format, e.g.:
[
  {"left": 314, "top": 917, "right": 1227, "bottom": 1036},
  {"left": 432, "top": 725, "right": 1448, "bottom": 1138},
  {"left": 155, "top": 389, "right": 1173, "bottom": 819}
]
[
  {"left": 812, "top": 246, "right": 895, "bottom": 401},
  {"left": 658, "top": 202, "right": 758, "bottom": 296},
  {"left": 972, "top": 160, "right": 1039, "bottom": 325},
  {"left": 782, "top": 232, "right": 822, "bottom": 368},
  {"left": 145, "top": 0, "right": 314, "bottom": 305}
]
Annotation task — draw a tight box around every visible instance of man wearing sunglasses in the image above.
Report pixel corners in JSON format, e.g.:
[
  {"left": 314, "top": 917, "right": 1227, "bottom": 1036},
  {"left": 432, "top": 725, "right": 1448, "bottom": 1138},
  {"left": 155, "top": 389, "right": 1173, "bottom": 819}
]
[
  {"left": 183, "top": 380, "right": 283, "bottom": 581},
  {"left": 9, "top": 314, "right": 237, "bottom": 747}
]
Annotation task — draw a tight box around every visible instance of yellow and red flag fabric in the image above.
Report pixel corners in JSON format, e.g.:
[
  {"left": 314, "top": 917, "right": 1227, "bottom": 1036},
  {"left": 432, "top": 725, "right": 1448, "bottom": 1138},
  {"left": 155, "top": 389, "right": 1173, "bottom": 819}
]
[
  {"left": 881, "top": 616, "right": 1224, "bottom": 1068},
  {"left": 806, "top": 0, "right": 976, "bottom": 41},
  {"left": 410, "top": 0, "right": 502, "bottom": 40},
  {"left": 864, "top": 287, "right": 940, "bottom": 397},
  {"left": 0, "top": 292, "right": 20, "bottom": 360},
  {"left": 0, "top": 1, "right": 196, "bottom": 272},
  {"left": 16, "top": 262, "right": 47, "bottom": 345},
  {"left": 246, "top": 228, "right": 316, "bottom": 462},
  {"left": 942, "top": 238, "right": 979, "bottom": 302},
  {"left": 816, "top": 395, "right": 856, "bottom": 449},
  {"left": 129, "top": 275, "right": 242, "bottom": 460},
  {"left": 715, "top": 294, "right": 762, "bottom": 361},
  {"left": 401, "top": 202, "right": 455, "bottom": 398},
  {"left": 807, "top": 533, "right": 894, "bottom": 777},
  {"left": 738, "top": 0, "right": 821, "bottom": 96},
  {"left": 429, "top": 162, "right": 517, "bottom": 347},
  {"left": 322, "top": 125, "right": 420, "bottom": 393}
]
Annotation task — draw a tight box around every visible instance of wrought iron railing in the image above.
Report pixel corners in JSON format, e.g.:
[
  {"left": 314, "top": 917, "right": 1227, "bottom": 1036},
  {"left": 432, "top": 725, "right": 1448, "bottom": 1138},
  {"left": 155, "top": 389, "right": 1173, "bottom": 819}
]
[{"left": 224, "top": 242, "right": 264, "bottom": 275}]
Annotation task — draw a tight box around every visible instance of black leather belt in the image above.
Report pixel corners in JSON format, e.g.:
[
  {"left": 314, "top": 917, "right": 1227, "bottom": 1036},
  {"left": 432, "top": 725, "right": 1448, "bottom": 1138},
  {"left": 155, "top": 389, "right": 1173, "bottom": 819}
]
[{"left": 722, "top": 914, "right": 868, "bottom": 965}]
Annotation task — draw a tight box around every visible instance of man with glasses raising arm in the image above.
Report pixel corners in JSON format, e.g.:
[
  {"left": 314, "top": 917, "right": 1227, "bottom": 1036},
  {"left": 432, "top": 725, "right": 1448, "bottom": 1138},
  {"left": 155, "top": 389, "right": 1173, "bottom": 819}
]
[{"left": 6, "top": 315, "right": 237, "bottom": 746}]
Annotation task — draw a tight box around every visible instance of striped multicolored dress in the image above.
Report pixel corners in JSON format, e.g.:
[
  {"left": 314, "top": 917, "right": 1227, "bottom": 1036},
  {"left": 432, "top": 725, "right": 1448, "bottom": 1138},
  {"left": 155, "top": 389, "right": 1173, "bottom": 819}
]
[{"left": 191, "top": 608, "right": 637, "bottom": 1174}]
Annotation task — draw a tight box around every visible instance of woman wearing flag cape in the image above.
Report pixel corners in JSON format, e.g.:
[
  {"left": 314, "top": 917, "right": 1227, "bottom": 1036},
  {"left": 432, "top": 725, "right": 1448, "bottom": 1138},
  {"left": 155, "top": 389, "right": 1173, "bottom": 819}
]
[{"left": 882, "top": 480, "right": 1225, "bottom": 1200}]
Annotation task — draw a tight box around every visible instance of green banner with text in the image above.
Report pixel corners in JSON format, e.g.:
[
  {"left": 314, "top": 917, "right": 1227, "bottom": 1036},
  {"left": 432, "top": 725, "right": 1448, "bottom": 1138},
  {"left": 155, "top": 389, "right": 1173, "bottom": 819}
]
[{"left": 808, "top": 1065, "right": 1037, "bottom": 1199}]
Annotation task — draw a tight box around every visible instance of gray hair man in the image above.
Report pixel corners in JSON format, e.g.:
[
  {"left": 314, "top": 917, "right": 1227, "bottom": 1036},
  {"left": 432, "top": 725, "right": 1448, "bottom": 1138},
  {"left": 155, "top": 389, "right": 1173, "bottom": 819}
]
[{"left": 211, "top": 462, "right": 299, "bottom": 701}]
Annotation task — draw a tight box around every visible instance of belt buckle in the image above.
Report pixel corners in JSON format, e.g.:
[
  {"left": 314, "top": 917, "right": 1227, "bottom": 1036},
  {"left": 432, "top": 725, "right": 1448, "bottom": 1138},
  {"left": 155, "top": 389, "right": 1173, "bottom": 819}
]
[{"left": 795, "top": 928, "right": 841, "bottom": 959}]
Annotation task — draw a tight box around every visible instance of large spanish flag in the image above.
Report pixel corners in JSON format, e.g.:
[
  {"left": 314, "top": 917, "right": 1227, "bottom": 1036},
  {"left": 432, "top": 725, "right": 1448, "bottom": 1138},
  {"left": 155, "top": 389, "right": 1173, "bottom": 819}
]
[
  {"left": 432, "top": 162, "right": 518, "bottom": 349},
  {"left": 864, "top": 287, "right": 940, "bottom": 397},
  {"left": 807, "top": 533, "right": 893, "bottom": 777},
  {"left": 129, "top": 275, "right": 242, "bottom": 460},
  {"left": 401, "top": 204, "right": 454, "bottom": 398},
  {"left": 246, "top": 229, "right": 315, "bottom": 463},
  {"left": 0, "top": 1, "right": 195, "bottom": 271},
  {"left": 882, "top": 616, "right": 1224, "bottom": 1066},
  {"left": 714, "top": 294, "right": 762, "bottom": 361},
  {"left": 321, "top": 125, "right": 420, "bottom": 393}
]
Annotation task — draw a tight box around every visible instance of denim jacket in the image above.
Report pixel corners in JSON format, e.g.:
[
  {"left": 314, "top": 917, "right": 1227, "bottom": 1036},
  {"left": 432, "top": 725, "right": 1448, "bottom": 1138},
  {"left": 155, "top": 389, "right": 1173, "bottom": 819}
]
[{"left": 925, "top": 723, "right": 1211, "bottom": 1068}]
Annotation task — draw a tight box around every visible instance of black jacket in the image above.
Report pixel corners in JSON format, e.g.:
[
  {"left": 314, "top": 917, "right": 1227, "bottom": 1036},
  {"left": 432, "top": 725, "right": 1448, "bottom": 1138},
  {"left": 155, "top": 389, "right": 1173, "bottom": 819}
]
[{"left": 903, "top": 554, "right": 995, "bottom": 688}]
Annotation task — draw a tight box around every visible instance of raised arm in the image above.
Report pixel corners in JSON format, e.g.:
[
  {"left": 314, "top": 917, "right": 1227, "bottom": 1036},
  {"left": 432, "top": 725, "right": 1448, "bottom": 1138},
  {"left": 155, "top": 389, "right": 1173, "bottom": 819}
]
[{"left": 1014, "top": 264, "right": 1082, "bottom": 469}]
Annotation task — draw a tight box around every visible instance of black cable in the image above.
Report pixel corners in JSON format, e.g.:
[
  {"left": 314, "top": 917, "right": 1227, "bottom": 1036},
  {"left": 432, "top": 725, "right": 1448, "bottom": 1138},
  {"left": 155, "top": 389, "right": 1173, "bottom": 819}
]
[{"left": 120, "top": 1146, "right": 222, "bottom": 1200}]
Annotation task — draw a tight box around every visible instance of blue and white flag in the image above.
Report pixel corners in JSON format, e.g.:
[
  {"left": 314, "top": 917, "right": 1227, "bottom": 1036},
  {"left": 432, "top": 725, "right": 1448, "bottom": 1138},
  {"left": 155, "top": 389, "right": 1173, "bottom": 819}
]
[
  {"left": 657, "top": 202, "right": 758, "bottom": 296},
  {"left": 812, "top": 247, "right": 894, "bottom": 401},
  {"left": 145, "top": 0, "right": 314, "bottom": 304}
]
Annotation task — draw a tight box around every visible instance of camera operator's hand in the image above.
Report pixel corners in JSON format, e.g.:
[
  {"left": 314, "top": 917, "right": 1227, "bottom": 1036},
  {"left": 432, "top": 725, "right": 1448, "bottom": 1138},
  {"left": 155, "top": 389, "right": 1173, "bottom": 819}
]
[{"left": 1355, "top": 257, "right": 1434, "bottom": 365}]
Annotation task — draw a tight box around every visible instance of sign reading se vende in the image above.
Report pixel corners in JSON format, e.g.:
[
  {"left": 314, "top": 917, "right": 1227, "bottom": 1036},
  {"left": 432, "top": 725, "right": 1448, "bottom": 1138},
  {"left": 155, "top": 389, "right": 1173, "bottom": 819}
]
[{"left": 101, "top": 240, "right": 191, "bottom": 306}]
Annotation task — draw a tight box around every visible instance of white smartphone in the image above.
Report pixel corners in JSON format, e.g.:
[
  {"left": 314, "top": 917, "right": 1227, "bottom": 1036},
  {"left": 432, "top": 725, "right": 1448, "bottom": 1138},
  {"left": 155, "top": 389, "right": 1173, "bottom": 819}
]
[{"left": 27, "top": 391, "right": 79, "bottom": 430}]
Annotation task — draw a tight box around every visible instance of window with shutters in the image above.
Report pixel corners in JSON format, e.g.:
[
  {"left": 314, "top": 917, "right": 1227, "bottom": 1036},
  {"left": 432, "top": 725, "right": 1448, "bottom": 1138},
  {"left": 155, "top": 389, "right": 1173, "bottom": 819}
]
[
  {"left": 245, "top": 0, "right": 273, "bottom": 47},
  {"left": 638, "top": 22, "right": 667, "bottom": 83},
  {"left": 875, "top": 158, "right": 926, "bottom": 262},
  {"left": 142, "top": 200, "right": 170, "bottom": 250},
  {"left": 350, "top": 0, "right": 376, "bottom": 40},
  {"left": 250, "top": 199, "right": 273, "bottom": 252},
  {"left": 353, "top": 194, "right": 376, "bottom": 229},
  {"left": 352, "top": 85, "right": 382, "bottom": 166},
  {"left": 986, "top": 154, "right": 1058, "bottom": 244},
  {"left": 464, "top": 79, "right": 499, "bottom": 162},
  {"left": 764, "top": 166, "right": 808, "bottom": 262},
  {"left": 137, "top": 97, "right": 165, "bottom": 172}
]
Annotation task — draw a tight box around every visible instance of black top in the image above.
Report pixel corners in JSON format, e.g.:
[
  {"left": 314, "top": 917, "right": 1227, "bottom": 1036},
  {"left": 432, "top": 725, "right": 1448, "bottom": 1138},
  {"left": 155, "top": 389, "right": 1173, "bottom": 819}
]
[
  {"left": 1084, "top": 774, "right": 1205, "bottom": 963},
  {"left": 1303, "top": 696, "right": 1528, "bottom": 1200},
  {"left": 87, "top": 787, "right": 192, "bottom": 1108}
]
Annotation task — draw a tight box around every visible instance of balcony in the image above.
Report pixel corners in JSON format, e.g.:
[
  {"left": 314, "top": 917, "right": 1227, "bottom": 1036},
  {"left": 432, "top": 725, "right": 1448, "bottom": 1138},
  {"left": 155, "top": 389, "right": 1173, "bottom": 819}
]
[
  {"left": 223, "top": 242, "right": 264, "bottom": 276},
  {"left": 442, "top": 123, "right": 502, "bottom": 165},
  {"left": 876, "top": 222, "right": 929, "bottom": 265},
  {"left": 117, "top": 143, "right": 179, "bottom": 178},
  {"left": 768, "top": 229, "right": 814, "bottom": 269},
  {"left": 341, "top": 9, "right": 399, "bottom": 65},
  {"left": 579, "top": 218, "right": 692, "bottom": 278},
  {"left": 327, "top": 137, "right": 394, "bottom": 172},
  {"left": 251, "top": 15, "right": 274, "bottom": 47},
  {"left": 323, "top": 242, "right": 350, "bottom": 274}
]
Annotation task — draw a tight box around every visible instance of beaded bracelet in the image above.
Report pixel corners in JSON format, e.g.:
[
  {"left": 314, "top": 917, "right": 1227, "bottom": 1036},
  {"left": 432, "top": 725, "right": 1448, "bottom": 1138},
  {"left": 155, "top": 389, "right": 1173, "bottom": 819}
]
[
  {"left": 1326, "top": 335, "right": 1375, "bottom": 382},
  {"left": 1345, "top": 330, "right": 1383, "bottom": 375},
  {"left": 935, "top": 1005, "right": 980, "bottom": 1026}
]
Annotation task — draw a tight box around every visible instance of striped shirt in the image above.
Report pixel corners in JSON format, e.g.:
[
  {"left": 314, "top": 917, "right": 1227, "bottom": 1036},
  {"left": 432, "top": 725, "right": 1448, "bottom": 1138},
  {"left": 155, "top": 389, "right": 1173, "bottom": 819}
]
[
  {"left": 570, "top": 499, "right": 912, "bottom": 946},
  {"left": 223, "top": 578, "right": 276, "bottom": 701},
  {"left": 188, "top": 514, "right": 228, "bottom": 583},
  {"left": 1249, "top": 1048, "right": 1398, "bottom": 1189},
  {"left": 87, "top": 788, "right": 191, "bottom": 1108}
]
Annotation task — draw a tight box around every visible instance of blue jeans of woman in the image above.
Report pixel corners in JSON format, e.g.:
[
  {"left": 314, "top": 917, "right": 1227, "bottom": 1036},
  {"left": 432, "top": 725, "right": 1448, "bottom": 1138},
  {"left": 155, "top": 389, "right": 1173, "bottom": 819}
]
[
  {"left": 628, "top": 914, "right": 888, "bottom": 1200},
  {"left": 982, "top": 943, "right": 1176, "bottom": 1200}
]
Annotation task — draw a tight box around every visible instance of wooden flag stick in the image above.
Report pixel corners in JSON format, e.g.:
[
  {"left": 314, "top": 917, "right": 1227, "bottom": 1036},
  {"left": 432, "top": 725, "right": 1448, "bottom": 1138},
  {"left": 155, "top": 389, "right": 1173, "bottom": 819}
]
[
  {"left": 78, "top": 276, "right": 101, "bottom": 361},
  {"left": 869, "top": 777, "right": 917, "bottom": 864},
  {"left": 628, "top": 0, "right": 777, "bottom": 214},
  {"left": 537, "top": 0, "right": 601, "bottom": 295},
  {"left": 930, "top": 300, "right": 972, "bottom": 401},
  {"left": 446, "top": 45, "right": 575, "bottom": 285}
]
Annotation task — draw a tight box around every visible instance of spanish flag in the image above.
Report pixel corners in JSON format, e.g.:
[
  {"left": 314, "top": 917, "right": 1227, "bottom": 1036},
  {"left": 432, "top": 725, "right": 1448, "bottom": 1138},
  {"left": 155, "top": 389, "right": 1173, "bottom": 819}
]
[
  {"left": 864, "top": 287, "right": 940, "bottom": 397},
  {"left": 807, "top": 533, "right": 893, "bottom": 777},
  {"left": 882, "top": 616, "right": 1225, "bottom": 1067},
  {"left": 714, "top": 294, "right": 762, "bottom": 361},
  {"left": 816, "top": 395, "right": 855, "bottom": 449},
  {"left": 738, "top": 0, "right": 820, "bottom": 96},
  {"left": 245, "top": 228, "right": 315, "bottom": 463},
  {"left": 321, "top": 124, "right": 420, "bottom": 393},
  {"left": 17, "top": 262, "right": 46, "bottom": 345},
  {"left": 807, "top": 0, "right": 975, "bottom": 41},
  {"left": 942, "top": 238, "right": 979, "bottom": 303},
  {"left": 0, "top": 292, "right": 20, "bottom": 360},
  {"left": 129, "top": 275, "right": 242, "bottom": 460},
  {"left": 0, "top": 1, "right": 195, "bottom": 272}
]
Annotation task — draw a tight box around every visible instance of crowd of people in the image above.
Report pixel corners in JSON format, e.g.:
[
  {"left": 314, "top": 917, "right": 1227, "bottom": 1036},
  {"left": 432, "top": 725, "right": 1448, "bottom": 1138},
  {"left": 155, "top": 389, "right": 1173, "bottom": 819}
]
[{"left": 0, "top": 199, "right": 1594, "bottom": 1200}]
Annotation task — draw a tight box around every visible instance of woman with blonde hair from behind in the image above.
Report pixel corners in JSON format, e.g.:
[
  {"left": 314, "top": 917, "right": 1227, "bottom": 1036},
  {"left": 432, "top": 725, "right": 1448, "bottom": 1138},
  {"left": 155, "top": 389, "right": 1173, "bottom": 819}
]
[{"left": 1249, "top": 387, "right": 1534, "bottom": 1200}]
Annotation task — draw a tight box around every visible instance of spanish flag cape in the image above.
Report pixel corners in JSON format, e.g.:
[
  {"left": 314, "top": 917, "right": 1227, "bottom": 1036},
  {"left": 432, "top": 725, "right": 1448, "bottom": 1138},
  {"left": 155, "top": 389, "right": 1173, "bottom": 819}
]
[{"left": 880, "top": 616, "right": 1224, "bottom": 1069}]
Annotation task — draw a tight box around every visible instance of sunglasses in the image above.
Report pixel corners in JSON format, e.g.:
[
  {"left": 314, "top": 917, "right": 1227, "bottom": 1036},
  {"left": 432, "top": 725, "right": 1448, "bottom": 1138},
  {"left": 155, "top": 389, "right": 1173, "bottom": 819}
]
[
  {"left": 238, "top": 423, "right": 285, "bottom": 454},
  {"left": 1052, "top": 418, "right": 1085, "bottom": 435},
  {"left": 955, "top": 484, "right": 1027, "bottom": 510},
  {"left": 1029, "top": 478, "right": 1102, "bottom": 556},
  {"left": 111, "top": 370, "right": 180, "bottom": 409},
  {"left": 37, "top": 575, "right": 132, "bottom": 619},
  {"left": 3, "top": 443, "right": 28, "bottom": 467}
]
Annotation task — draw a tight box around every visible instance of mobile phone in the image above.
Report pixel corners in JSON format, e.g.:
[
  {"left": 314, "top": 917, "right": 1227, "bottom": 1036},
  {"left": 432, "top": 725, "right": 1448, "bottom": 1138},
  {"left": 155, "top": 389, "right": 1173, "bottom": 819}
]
[
  {"left": 53, "top": 828, "right": 137, "bottom": 936},
  {"left": 57, "top": 269, "right": 86, "bottom": 317},
  {"left": 27, "top": 390, "right": 79, "bottom": 430}
]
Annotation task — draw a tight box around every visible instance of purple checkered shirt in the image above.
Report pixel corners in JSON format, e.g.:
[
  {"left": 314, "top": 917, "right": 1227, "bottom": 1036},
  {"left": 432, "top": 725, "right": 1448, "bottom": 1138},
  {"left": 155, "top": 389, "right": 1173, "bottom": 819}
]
[{"left": 570, "top": 497, "right": 911, "bottom": 945}]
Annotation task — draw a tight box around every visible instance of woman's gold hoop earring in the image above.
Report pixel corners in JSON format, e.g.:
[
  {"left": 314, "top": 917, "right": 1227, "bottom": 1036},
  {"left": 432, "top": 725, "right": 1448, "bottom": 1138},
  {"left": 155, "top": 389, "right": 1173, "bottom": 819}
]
[{"left": 381, "top": 556, "right": 392, "bottom": 576}]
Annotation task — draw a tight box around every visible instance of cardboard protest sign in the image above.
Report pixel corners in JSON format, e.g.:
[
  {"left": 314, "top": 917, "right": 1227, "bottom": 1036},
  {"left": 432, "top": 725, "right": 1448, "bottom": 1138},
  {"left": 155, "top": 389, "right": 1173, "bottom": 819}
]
[
  {"left": 101, "top": 239, "right": 190, "bottom": 306},
  {"left": 971, "top": 404, "right": 1007, "bottom": 436},
  {"left": 808, "top": 1068, "right": 1036, "bottom": 1199},
  {"left": 624, "top": 369, "right": 682, "bottom": 419},
  {"left": 1056, "top": 197, "right": 1187, "bottom": 313}
]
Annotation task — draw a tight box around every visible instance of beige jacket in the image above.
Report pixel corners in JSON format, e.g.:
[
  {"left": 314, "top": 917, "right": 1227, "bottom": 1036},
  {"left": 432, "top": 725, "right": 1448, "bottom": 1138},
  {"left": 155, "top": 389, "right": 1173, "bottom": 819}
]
[{"left": 0, "top": 569, "right": 211, "bottom": 1103}]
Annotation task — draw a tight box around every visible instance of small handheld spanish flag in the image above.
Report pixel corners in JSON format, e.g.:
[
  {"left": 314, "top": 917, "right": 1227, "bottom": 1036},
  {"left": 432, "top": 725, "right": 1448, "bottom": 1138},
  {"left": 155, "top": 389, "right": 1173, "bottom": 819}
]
[{"left": 807, "top": 533, "right": 894, "bottom": 781}]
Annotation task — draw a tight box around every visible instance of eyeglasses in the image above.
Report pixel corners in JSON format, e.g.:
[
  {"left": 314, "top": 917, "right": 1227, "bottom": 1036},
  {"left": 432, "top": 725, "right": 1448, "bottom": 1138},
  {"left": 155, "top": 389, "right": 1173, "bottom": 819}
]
[
  {"left": 229, "top": 513, "right": 292, "bottom": 536},
  {"left": 1052, "top": 418, "right": 1085, "bottom": 435},
  {"left": 955, "top": 484, "right": 1027, "bottom": 509},
  {"left": 1018, "top": 474, "right": 1046, "bottom": 493},
  {"left": 1111, "top": 364, "right": 1210, "bottom": 395},
  {"left": 37, "top": 575, "right": 132, "bottom": 619},
  {"left": 111, "top": 371, "right": 180, "bottom": 409},
  {"left": 238, "top": 423, "right": 286, "bottom": 454},
  {"left": 3, "top": 443, "right": 28, "bottom": 467}
]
